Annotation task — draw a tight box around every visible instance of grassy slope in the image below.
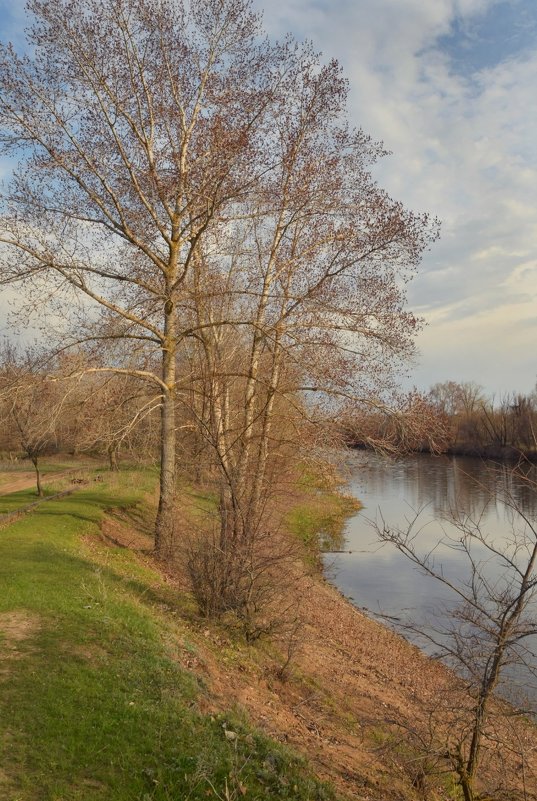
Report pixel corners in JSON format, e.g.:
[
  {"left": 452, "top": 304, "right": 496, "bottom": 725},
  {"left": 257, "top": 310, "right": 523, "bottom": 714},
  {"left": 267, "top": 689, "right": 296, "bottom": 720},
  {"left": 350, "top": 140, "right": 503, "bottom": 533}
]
[
  {"left": 287, "top": 467, "right": 361, "bottom": 556},
  {"left": 0, "top": 469, "right": 337, "bottom": 801}
]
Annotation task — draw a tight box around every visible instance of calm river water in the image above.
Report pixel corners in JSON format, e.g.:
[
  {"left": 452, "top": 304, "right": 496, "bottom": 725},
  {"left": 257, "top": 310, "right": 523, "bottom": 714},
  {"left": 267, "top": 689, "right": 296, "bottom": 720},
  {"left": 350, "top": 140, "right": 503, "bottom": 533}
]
[{"left": 328, "top": 451, "right": 537, "bottom": 702}]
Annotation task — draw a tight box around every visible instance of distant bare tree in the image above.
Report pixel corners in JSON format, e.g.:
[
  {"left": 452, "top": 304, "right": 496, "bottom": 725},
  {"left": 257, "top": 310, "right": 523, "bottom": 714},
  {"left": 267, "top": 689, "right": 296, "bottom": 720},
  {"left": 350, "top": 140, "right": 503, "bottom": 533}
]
[
  {"left": 510, "top": 393, "right": 537, "bottom": 451},
  {"left": 70, "top": 370, "right": 160, "bottom": 470},
  {"left": 429, "top": 381, "right": 485, "bottom": 447},
  {"left": 0, "top": 347, "right": 76, "bottom": 495},
  {"left": 429, "top": 381, "right": 484, "bottom": 418}
]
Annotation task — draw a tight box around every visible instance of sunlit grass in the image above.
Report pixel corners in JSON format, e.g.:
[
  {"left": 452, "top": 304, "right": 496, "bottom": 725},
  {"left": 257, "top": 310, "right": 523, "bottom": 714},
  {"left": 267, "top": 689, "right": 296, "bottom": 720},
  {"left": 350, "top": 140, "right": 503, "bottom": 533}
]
[
  {"left": 288, "top": 468, "right": 361, "bottom": 554},
  {"left": 0, "top": 469, "right": 338, "bottom": 801}
]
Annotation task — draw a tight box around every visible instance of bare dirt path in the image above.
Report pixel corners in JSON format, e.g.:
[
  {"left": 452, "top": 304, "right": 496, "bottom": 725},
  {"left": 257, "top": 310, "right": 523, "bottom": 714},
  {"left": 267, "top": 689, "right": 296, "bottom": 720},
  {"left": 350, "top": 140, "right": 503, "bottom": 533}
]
[
  {"left": 0, "top": 472, "right": 41, "bottom": 496},
  {"left": 0, "top": 466, "right": 98, "bottom": 498}
]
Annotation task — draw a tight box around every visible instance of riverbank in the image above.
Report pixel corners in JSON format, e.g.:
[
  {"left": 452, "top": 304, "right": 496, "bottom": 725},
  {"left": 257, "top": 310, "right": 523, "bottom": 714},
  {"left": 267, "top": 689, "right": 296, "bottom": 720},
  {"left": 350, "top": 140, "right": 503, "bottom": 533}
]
[
  {"left": 1, "top": 466, "right": 536, "bottom": 800},
  {"left": 351, "top": 440, "right": 537, "bottom": 462}
]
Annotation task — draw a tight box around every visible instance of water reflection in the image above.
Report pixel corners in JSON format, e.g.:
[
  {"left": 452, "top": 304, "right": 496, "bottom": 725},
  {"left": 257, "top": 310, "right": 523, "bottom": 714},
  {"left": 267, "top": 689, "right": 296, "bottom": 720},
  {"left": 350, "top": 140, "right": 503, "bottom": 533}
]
[
  {"left": 340, "top": 452, "right": 537, "bottom": 527},
  {"left": 329, "top": 451, "right": 537, "bottom": 703}
]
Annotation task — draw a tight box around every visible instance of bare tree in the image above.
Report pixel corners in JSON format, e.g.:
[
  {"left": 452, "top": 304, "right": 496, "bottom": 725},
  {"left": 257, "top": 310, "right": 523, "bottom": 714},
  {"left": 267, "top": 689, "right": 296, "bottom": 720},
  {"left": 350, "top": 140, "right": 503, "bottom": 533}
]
[
  {"left": 428, "top": 381, "right": 486, "bottom": 448},
  {"left": 429, "top": 381, "right": 485, "bottom": 419},
  {"left": 0, "top": 347, "right": 76, "bottom": 495},
  {"left": 68, "top": 370, "right": 160, "bottom": 470},
  {"left": 376, "top": 474, "right": 537, "bottom": 801},
  {"left": 0, "top": 0, "right": 436, "bottom": 560},
  {"left": 179, "top": 157, "right": 436, "bottom": 614},
  {"left": 0, "top": 0, "right": 330, "bottom": 554}
]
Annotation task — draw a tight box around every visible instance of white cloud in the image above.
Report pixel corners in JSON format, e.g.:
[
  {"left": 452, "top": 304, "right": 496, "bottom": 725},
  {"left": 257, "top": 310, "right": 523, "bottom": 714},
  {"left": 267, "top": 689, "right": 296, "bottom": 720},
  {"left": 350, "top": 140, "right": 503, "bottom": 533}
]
[
  {"left": 256, "top": 0, "right": 537, "bottom": 393},
  {"left": 1, "top": 0, "right": 535, "bottom": 394}
]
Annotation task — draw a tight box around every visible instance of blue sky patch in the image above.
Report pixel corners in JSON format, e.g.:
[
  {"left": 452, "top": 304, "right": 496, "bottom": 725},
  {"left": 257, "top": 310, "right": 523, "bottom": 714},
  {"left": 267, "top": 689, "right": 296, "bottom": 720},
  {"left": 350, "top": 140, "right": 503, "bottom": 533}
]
[{"left": 437, "top": 0, "right": 537, "bottom": 76}]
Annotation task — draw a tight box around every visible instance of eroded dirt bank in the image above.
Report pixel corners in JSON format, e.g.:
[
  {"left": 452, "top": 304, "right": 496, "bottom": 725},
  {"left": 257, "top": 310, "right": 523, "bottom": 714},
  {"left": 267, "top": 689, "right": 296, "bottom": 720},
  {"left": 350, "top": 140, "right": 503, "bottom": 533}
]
[{"left": 101, "top": 512, "right": 537, "bottom": 801}]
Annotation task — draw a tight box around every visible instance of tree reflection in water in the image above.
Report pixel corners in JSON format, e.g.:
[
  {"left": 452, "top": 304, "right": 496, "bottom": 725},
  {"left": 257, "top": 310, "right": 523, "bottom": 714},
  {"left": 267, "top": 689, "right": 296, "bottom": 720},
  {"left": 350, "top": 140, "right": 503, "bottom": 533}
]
[{"left": 330, "top": 452, "right": 537, "bottom": 706}]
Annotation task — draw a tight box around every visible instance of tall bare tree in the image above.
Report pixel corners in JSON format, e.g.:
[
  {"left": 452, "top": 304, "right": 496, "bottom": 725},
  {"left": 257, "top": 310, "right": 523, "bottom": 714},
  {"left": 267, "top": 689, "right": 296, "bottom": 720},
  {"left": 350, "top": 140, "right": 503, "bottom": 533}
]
[
  {"left": 179, "top": 141, "right": 437, "bottom": 612},
  {"left": 0, "top": 0, "right": 289, "bottom": 553},
  {"left": 0, "top": 0, "right": 436, "bottom": 557}
]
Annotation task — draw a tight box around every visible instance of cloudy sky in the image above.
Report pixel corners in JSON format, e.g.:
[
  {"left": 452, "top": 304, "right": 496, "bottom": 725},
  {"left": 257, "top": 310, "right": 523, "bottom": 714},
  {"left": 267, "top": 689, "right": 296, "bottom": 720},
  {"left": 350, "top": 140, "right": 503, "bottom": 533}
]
[
  {"left": 255, "top": 0, "right": 537, "bottom": 396},
  {"left": 1, "top": 0, "right": 536, "bottom": 396}
]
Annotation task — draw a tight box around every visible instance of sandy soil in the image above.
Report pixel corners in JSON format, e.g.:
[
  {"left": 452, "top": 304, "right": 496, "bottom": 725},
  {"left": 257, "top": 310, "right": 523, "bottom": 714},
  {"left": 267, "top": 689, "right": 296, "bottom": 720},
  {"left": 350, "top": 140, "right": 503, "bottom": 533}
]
[{"left": 0, "top": 472, "right": 41, "bottom": 496}]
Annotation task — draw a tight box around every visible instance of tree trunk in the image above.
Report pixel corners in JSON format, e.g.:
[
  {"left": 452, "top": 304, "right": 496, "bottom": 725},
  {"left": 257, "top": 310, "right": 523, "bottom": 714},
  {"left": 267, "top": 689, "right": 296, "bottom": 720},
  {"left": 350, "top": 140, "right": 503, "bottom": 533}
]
[
  {"left": 32, "top": 456, "right": 43, "bottom": 497},
  {"left": 464, "top": 693, "right": 488, "bottom": 798},
  {"left": 108, "top": 444, "right": 119, "bottom": 471},
  {"left": 155, "top": 304, "right": 177, "bottom": 560}
]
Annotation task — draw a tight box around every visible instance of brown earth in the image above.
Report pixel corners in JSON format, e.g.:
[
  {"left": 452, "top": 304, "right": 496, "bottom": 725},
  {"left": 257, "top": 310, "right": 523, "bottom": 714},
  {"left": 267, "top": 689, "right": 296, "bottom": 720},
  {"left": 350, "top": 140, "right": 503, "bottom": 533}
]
[
  {"left": 0, "top": 460, "right": 104, "bottom": 497},
  {"left": 0, "top": 472, "right": 40, "bottom": 496},
  {"left": 90, "top": 513, "right": 537, "bottom": 801},
  {"left": 0, "top": 610, "right": 41, "bottom": 679}
]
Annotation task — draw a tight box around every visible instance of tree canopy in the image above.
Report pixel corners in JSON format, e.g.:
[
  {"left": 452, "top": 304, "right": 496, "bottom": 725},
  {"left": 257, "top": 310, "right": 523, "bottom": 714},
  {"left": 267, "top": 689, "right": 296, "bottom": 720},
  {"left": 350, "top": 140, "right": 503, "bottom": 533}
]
[{"left": 0, "top": 0, "right": 437, "bottom": 557}]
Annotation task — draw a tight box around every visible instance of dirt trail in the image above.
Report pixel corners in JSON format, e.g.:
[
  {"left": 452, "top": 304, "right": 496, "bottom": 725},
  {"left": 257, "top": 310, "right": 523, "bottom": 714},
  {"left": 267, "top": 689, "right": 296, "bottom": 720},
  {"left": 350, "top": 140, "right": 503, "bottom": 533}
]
[
  {"left": 0, "top": 472, "right": 41, "bottom": 496},
  {"left": 0, "top": 467, "right": 94, "bottom": 498},
  {"left": 0, "top": 610, "right": 41, "bottom": 680}
]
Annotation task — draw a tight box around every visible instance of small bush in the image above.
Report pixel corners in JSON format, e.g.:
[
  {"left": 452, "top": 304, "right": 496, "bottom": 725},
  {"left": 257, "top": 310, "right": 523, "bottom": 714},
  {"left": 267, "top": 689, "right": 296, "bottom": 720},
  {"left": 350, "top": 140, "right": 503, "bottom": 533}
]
[{"left": 186, "top": 525, "right": 303, "bottom": 644}]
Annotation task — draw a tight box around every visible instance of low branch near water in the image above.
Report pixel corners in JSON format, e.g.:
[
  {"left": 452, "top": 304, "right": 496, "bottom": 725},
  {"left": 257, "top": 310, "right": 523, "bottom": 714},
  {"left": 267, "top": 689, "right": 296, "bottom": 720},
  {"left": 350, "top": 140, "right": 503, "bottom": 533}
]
[{"left": 374, "top": 470, "right": 537, "bottom": 801}]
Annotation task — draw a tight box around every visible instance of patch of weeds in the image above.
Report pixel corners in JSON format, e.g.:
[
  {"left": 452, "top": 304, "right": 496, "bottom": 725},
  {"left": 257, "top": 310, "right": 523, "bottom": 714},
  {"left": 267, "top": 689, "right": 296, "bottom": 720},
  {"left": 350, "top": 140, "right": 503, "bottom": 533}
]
[
  {"left": 366, "top": 724, "right": 393, "bottom": 749},
  {"left": 190, "top": 713, "right": 337, "bottom": 801}
]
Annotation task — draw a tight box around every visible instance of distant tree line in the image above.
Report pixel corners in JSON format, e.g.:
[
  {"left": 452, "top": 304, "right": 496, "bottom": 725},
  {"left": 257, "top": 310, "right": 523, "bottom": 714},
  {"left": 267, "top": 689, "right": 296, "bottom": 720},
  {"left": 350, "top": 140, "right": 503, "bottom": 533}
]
[
  {"left": 345, "top": 380, "right": 537, "bottom": 459},
  {"left": 428, "top": 380, "right": 537, "bottom": 458}
]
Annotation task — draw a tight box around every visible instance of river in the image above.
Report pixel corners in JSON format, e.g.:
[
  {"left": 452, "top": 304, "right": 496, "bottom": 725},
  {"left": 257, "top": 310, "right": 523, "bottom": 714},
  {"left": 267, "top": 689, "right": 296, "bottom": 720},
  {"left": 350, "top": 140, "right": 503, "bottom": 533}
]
[{"left": 328, "top": 451, "right": 537, "bottom": 705}]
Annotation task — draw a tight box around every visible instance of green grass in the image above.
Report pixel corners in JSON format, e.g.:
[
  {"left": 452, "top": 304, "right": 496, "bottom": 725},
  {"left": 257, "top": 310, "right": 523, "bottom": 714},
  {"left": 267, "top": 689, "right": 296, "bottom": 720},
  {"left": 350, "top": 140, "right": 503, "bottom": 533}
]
[
  {"left": 0, "top": 486, "right": 59, "bottom": 514},
  {"left": 288, "top": 468, "right": 361, "bottom": 555},
  {"left": 0, "top": 469, "right": 338, "bottom": 801}
]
